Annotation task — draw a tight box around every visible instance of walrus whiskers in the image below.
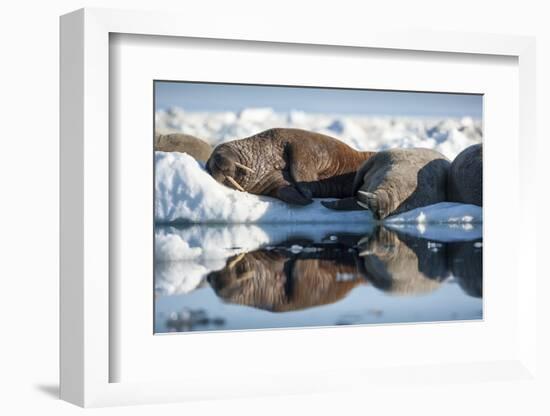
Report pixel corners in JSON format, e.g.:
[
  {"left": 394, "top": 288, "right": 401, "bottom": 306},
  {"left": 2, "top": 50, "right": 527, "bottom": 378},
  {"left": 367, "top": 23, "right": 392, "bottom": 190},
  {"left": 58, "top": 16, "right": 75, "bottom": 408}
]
[
  {"left": 225, "top": 176, "right": 245, "bottom": 192},
  {"left": 234, "top": 162, "right": 254, "bottom": 173},
  {"left": 227, "top": 253, "right": 246, "bottom": 269}
]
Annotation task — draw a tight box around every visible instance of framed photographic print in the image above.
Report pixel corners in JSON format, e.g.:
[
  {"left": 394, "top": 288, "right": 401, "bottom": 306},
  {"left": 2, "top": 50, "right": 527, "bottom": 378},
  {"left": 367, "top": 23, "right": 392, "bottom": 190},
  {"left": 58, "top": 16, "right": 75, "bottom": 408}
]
[
  {"left": 60, "top": 8, "right": 538, "bottom": 407},
  {"left": 153, "top": 81, "right": 484, "bottom": 334}
]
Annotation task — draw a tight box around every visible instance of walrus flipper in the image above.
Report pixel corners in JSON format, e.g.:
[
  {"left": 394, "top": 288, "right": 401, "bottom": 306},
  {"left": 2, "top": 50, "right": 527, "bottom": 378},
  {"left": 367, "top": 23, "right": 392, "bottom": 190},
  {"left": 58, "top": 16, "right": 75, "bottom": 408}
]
[
  {"left": 321, "top": 197, "right": 364, "bottom": 211},
  {"left": 276, "top": 186, "right": 313, "bottom": 206}
]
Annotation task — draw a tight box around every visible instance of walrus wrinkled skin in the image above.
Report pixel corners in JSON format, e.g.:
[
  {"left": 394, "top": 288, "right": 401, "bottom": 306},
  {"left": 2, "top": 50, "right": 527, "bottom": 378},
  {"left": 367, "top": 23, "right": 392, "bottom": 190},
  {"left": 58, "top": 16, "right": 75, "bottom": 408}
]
[
  {"left": 207, "top": 249, "right": 365, "bottom": 312},
  {"left": 357, "top": 227, "right": 450, "bottom": 296},
  {"left": 205, "top": 128, "right": 375, "bottom": 205},
  {"left": 448, "top": 144, "right": 482, "bottom": 206},
  {"left": 154, "top": 133, "right": 213, "bottom": 161},
  {"left": 322, "top": 148, "right": 450, "bottom": 220}
]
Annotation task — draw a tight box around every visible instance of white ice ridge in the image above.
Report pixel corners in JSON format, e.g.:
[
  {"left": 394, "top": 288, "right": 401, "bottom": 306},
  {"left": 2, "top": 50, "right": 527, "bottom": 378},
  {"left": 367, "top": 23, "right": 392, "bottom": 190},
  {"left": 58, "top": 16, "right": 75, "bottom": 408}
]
[
  {"left": 155, "top": 107, "right": 482, "bottom": 160},
  {"left": 384, "top": 202, "right": 482, "bottom": 225},
  {"left": 155, "top": 151, "right": 483, "bottom": 225}
]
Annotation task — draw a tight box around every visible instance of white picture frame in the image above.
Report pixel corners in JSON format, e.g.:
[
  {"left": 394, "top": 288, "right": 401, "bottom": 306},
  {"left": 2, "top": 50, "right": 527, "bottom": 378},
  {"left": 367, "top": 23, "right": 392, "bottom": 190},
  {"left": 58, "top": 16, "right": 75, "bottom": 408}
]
[{"left": 60, "top": 7, "right": 537, "bottom": 407}]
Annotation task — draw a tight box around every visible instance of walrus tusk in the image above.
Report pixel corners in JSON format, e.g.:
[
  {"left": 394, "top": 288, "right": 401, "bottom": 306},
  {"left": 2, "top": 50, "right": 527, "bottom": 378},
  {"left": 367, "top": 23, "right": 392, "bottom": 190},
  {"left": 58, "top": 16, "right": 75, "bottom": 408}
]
[
  {"left": 356, "top": 190, "right": 377, "bottom": 210},
  {"left": 227, "top": 253, "right": 246, "bottom": 269},
  {"left": 238, "top": 270, "right": 256, "bottom": 282},
  {"left": 357, "top": 190, "right": 377, "bottom": 200},
  {"left": 225, "top": 176, "right": 245, "bottom": 192},
  {"left": 234, "top": 162, "right": 255, "bottom": 173},
  {"left": 356, "top": 200, "right": 370, "bottom": 210}
]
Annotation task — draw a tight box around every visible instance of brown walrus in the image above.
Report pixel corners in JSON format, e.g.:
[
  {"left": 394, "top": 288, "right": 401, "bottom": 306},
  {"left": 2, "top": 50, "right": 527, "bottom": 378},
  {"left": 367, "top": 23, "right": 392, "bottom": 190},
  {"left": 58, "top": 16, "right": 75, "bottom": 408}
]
[
  {"left": 205, "top": 128, "right": 375, "bottom": 205},
  {"left": 322, "top": 148, "right": 450, "bottom": 220},
  {"left": 448, "top": 144, "right": 482, "bottom": 206},
  {"left": 207, "top": 249, "right": 365, "bottom": 312},
  {"left": 154, "top": 132, "right": 213, "bottom": 161}
]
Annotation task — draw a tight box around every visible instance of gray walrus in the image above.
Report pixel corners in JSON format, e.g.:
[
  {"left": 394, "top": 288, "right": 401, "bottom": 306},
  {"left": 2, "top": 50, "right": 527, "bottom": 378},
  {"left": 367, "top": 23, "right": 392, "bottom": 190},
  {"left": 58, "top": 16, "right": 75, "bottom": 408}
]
[
  {"left": 205, "top": 128, "right": 375, "bottom": 205},
  {"left": 322, "top": 148, "right": 450, "bottom": 220},
  {"left": 448, "top": 144, "right": 482, "bottom": 206},
  {"left": 154, "top": 133, "right": 213, "bottom": 161}
]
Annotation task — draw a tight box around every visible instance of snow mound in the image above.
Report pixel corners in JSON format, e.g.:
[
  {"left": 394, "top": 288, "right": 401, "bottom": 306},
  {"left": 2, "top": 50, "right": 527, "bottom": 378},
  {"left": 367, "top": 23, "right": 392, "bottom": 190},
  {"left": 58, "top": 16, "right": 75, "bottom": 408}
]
[
  {"left": 384, "top": 202, "right": 482, "bottom": 225},
  {"left": 155, "top": 152, "right": 483, "bottom": 224}
]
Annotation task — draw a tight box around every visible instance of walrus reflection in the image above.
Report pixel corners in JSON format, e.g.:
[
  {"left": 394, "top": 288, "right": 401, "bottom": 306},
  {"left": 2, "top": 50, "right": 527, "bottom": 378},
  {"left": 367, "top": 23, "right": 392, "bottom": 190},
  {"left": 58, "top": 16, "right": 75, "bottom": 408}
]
[
  {"left": 447, "top": 240, "right": 483, "bottom": 298},
  {"left": 358, "top": 227, "right": 450, "bottom": 295},
  {"left": 207, "top": 249, "right": 365, "bottom": 312}
]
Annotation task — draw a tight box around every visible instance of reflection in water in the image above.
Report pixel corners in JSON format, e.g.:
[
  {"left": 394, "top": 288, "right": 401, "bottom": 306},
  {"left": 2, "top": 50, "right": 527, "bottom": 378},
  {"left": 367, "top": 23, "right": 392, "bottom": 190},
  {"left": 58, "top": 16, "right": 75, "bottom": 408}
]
[
  {"left": 155, "top": 225, "right": 482, "bottom": 333},
  {"left": 448, "top": 240, "right": 483, "bottom": 298},
  {"left": 357, "top": 227, "right": 450, "bottom": 296},
  {"left": 208, "top": 247, "right": 364, "bottom": 312},
  {"left": 164, "top": 308, "right": 226, "bottom": 332}
]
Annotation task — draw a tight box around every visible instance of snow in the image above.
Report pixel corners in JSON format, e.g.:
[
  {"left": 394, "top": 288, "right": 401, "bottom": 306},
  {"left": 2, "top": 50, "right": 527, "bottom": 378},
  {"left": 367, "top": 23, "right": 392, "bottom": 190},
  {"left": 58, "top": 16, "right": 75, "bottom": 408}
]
[
  {"left": 383, "top": 202, "right": 482, "bottom": 241},
  {"left": 384, "top": 202, "right": 482, "bottom": 225},
  {"left": 155, "top": 107, "right": 482, "bottom": 160}
]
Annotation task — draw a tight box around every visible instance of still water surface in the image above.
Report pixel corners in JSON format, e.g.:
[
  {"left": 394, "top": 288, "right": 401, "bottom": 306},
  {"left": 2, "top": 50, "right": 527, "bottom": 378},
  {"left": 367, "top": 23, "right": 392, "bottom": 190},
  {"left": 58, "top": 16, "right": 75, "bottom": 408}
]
[{"left": 154, "top": 224, "right": 482, "bottom": 333}]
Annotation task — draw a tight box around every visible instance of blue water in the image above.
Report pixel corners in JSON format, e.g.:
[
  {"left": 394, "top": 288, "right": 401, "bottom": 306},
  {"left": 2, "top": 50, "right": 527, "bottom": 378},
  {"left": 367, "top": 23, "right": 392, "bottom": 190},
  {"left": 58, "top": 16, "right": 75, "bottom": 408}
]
[{"left": 154, "top": 226, "right": 482, "bottom": 333}]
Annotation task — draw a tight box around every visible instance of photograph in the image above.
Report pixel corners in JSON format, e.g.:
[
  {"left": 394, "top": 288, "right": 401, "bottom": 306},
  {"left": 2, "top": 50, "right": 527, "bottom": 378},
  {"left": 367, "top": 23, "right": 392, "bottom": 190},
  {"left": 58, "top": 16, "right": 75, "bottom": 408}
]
[{"left": 153, "top": 81, "right": 483, "bottom": 333}]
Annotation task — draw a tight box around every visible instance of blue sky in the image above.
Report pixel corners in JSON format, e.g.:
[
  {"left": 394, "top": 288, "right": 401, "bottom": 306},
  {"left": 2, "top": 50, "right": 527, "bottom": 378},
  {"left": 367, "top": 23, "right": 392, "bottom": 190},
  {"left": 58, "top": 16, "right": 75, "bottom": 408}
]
[{"left": 155, "top": 81, "right": 482, "bottom": 118}]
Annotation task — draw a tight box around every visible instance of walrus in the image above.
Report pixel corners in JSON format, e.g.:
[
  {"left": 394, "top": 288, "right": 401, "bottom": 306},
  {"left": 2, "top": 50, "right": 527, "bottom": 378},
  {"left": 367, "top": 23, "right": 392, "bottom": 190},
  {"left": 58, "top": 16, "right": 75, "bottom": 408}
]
[
  {"left": 207, "top": 248, "right": 365, "bottom": 312},
  {"left": 322, "top": 148, "right": 450, "bottom": 220},
  {"left": 154, "top": 132, "right": 213, "bottom": 161},
  {"left": 448, "top": 144, "right": 482, "bottom": 206},
  {"left": 205, "top": 128, "right": 375, "bottom": 205},
  {"left": 357, "top": 227, "right": 450, "bottom": 296}
]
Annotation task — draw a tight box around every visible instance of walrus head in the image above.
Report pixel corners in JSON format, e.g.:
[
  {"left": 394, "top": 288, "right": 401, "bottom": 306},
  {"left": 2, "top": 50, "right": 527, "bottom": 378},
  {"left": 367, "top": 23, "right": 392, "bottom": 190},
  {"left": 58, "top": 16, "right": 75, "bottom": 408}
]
[
  {"left": 207, "top": 251, "right": 287, "bottom": 310},
  {"left": 205, "top": 144, "right": 254, "bottom": 192},
  {"left": 207, "top": 252, "right": 257, "bottom": 294}
]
